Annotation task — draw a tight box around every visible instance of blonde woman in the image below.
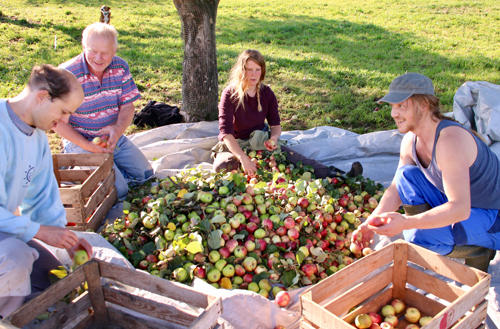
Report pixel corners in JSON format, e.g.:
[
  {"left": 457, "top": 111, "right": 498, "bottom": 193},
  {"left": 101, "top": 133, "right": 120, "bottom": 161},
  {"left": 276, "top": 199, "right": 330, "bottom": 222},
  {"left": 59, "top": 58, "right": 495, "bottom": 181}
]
[{"left": 214, "top": 49, "right": 281, "bottom": 175}]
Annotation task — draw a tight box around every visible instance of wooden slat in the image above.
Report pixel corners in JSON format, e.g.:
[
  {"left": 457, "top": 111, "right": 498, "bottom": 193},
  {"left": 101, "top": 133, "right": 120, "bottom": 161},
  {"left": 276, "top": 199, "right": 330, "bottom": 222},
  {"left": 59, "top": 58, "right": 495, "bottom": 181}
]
[
  {"left": 59, "top": 187, "right": 83, "bottom": 206},
  {"left": 98, "top": 261, "right": 210, "bottom": 309},
  {"left": 103, "top": 286, "right": 198, "bottom": 326},
  {"left": 83, "top": 261, "right": 108, "bottom": 324},
  {"left": 83, "top": 171, "right": 114, "bottom": 218},
  {"left": 451, "top": 300, "right": 488, "bottom": 329},
  {"left": 35, "top": 293, "right": 91, "bottom": 329},
  {"left": 342, "top": 287, "right": 393, "bottom": 324},
  {"left": 7, "top": 265, "right": 86, "bottom": 327},
  {"left": 324, "top": 265, "right": 393, "bottom": 315},
  {"left": 82, "top": 187, "right": 117, "bottom": 232},
  {"left": 80, "top": 154, "right": 114, "bottom": 199},
  {"left": 407, "top": 242, "right": 486, "bottom": 287},
  {"left": 58, "top": 169, "right": 94, "bottom": 182},
  {"left": 404, "top": 287, "right": 447, "bottom": 316},
  {"left": 301, "top": 297, "right": 351, "bottom": 329},
  {"left": 304, "top": 244, "right": 394, "bottom": 303},
  {"left": 53, "top": 153, "right": 111, "bottom": 167},
  {"left": 65, "top": 207, "right": 86, "bottom": 224},
  {"left": 406, "top": 266, "right": 466, "bottom": 303},
  {"left": 190, "top": 297, "right": 222, "bottom": 329},
  {"left": 299, "top": 319, "right": 319, "bottom": 329},
  {"left": 52, "top": 155, "right": 62, "bottom": 187},
  {"left": 107, "top": 307, "right": 177, "bottom": 329},
  {"left": 392, "top": 240, "right": 408, "bottom": 299},
  {"left": 431, "top": 275, "right": 490, "bottom": 329}
]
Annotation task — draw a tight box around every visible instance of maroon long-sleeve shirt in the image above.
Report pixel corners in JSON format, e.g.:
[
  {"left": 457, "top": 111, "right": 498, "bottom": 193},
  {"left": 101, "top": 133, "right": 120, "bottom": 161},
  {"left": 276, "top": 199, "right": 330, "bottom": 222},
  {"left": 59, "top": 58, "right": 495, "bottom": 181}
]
[{"left": 218, "top": 84, "right": 281, "bottom": 141}]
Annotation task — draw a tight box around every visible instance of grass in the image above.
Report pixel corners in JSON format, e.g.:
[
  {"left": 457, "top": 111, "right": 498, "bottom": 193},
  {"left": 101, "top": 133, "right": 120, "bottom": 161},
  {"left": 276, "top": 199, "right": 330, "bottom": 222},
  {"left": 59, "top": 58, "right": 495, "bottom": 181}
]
[{"left": 0, "top": 0, "right": 499, "bottom": 151}]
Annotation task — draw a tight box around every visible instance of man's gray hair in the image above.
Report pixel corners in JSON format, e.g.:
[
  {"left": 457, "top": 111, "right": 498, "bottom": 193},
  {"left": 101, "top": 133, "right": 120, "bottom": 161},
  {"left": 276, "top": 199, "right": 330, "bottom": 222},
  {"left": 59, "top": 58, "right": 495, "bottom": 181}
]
[{"left": 82, "top": 22, "right": 118, "bottom": 49}]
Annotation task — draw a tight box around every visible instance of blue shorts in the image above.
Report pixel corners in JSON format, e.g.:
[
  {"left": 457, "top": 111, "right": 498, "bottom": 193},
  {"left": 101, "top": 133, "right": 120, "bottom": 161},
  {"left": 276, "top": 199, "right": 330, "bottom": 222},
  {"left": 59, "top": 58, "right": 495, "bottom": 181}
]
[{"left": 395, "top": 165, "right": 500, "bottom": 254}]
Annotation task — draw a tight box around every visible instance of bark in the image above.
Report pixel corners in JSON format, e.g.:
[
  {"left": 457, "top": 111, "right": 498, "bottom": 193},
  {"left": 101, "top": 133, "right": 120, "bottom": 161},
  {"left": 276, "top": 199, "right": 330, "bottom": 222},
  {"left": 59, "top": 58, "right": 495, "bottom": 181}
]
[{"left": 173, "top": 0, "right": 220, "bottom": 122}]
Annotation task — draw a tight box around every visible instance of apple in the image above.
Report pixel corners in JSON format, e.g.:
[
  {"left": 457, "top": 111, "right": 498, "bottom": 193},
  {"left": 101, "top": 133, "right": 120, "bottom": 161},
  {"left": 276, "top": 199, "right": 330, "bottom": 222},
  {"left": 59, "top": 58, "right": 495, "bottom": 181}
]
[
  {"left": 381, "top": 304, "right": 395, "bottom": 317},
  {"left": 264, "top": 139, "right": 276, "bottom": 151},
  {"left": 274, "top": 291, "right": 291, "bottom": 307},
  {"left": 193, "top": 266, "right": 206, "bottom": 279},
  {"left": 419, "top": 316, "right": 432, "bottom": 326},
  {"left": 287, "top": 228, "right": 299, "bottom": 240},
  {"left": 384, "top": 315, "right": 398, "bottom": 327},
  {"left": 243, "top": 273, "right": 253, "bottom": 283},
  {"left": 222, "top": 264, "right": 235, "bottom": 277},
  {"left": 247, "top": 282, "right": 259, "bottom": 292},
  {"left": 219, "top": 277, "right": 232, "bottom": 289},
  {"left": 242, "top": 256, "right": 257, "bottom": 272},
  {"left": 73, "top": 249, "right": 90, "bottom": 266},
  {"left": 244, "top": 240, "right": 256, "bottom": 252},
  {"left": 369, "top": 324, "right": 381, "bottom": 329},
  {"left": 391, "top": 298, "right": 406, "bottom": 314},
  {"left": 354, "top": 313, "right": 373, "bottom": 329},
  {"left": 234, "top": 264, "right": 246, "bottom": 277},
  {"left": 405, "top": 325, "right": 419, "bottom": 329},
  {"left": 218, "top": 185, "right": 230, "bottom": 195},
  {"left": 207, "top": 268, "right": 221, "bottom": 283},
  {"left": 208, "top": 250, "right": 221, "bottom": 263},
  {"left": 254, "top": 228, "right": 267, "bottom": 239},
  {"left": 405, "top": 307, "right": 421, "bottom": 323},
  {"left": 173, "top": 267, "right": 188, "bottom": 282},
  {"left": 368, "top": 312, "right": 382, "bottom": 324},
  {"left": 379, "top": 323, "right": 393, "bottom": 329},
  {"left": 258, "top": 279, "right": 272, "bottom": 292},
  {"left": 233, "top": 245, "right": 248, "bottom": 258},
  {"left": 297, "top": 197, "right": 309, "bottom": 209}
]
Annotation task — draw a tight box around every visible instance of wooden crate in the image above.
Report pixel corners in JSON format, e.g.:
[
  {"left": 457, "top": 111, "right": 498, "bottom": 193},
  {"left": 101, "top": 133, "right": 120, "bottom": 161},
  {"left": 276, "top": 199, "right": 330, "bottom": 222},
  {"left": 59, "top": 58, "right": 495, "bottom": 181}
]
[
  {"left": 52, "top": 153, "right": 117, "bottom": 231},
  {"left": 3, "top": 260, "right": 222, "bottom": 329},
  {"left": 300, "top": 240, "right": 490, "bottom": 329}
]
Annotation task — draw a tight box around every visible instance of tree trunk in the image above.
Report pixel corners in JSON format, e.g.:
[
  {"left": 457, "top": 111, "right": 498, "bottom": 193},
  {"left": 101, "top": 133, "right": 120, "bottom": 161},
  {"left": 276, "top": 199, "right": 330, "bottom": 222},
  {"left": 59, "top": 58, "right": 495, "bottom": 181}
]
[{"left": 173, "top": 0, "right": 220, "bottom": 122}]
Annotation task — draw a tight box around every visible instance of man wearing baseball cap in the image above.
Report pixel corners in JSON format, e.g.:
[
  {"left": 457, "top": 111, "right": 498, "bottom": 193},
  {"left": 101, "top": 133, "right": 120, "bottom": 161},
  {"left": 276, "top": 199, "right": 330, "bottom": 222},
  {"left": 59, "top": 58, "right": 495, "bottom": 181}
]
[{"left": 352, "top": 73, "right": 499, "bottom": 271}]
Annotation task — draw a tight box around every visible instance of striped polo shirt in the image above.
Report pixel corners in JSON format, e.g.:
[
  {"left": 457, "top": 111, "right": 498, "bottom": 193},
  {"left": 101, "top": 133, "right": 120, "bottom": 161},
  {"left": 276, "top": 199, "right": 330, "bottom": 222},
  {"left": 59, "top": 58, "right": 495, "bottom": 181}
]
[{"left": 60, "top": 53, "right": 140, "bottom": 138}]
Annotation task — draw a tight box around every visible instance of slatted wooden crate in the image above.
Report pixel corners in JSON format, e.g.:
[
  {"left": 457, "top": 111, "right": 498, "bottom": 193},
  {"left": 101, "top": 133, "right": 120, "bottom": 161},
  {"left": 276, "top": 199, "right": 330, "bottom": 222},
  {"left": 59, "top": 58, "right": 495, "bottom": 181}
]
[
  {"left": 300, "top": 239, "right": 490, "bottom": 329},
  {"left": 4, "top": 260, "right": 222, "bottom": 329},
  {"left": 52, "top": 153, "right": 117, "bottom": 231}
]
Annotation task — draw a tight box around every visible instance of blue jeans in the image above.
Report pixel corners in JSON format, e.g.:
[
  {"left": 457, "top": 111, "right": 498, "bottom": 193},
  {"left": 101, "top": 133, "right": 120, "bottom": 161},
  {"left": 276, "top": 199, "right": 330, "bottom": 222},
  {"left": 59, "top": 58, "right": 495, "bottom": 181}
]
[
  {"left": 395, "top": 165, "right": 500, "bottom": 255},
  {"left": 63, "top": 135, "right": 154, "bottom": 201}
]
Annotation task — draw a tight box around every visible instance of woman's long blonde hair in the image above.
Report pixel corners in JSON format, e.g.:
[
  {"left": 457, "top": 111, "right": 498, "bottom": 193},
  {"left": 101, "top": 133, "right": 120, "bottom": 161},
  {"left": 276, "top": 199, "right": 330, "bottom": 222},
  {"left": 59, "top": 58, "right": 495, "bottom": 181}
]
[{"left": 227, "top": 49, "right": 266, "bottom": 112}]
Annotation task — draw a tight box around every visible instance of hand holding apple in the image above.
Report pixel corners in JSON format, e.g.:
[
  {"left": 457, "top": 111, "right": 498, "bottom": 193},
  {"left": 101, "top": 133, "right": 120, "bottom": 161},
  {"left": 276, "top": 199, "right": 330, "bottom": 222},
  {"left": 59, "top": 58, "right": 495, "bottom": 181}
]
[
  {"left": 68, "top": 238, "right": 93, "bottom": 265},
  {"left": 368, "top": 212, "right": 406, "bottom": 238},
  {"left": 264, "top": 139, "right": 277, "bottom": 151}
]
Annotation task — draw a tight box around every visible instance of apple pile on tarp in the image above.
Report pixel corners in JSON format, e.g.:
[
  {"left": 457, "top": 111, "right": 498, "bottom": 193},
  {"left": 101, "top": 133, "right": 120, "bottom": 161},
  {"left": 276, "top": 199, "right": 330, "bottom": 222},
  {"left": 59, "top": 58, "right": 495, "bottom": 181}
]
[{"left": 100, "top": 149, "right": 384, "bottom": 299}]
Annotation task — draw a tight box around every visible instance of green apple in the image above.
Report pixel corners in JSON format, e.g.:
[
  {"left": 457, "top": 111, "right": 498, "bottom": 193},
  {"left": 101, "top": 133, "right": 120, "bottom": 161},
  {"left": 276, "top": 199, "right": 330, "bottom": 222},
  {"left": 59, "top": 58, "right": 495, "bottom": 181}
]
[{"left": 73, "top": 249, "right": 89, "bottom": 266}]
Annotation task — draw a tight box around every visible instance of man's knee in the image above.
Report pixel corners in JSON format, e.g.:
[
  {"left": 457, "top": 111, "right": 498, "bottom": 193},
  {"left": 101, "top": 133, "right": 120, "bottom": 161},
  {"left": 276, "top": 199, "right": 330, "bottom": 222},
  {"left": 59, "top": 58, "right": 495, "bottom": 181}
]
[
  {"left": 0, "top": 238, "right": 38, "bottom": 295},
  {"left": 395, "top": 165, "right": 421, "bottom": 187}
]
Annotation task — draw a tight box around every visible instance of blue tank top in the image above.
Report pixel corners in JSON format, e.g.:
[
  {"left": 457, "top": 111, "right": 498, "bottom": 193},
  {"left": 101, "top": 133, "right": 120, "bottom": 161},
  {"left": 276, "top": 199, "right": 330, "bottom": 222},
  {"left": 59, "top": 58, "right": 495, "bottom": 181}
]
[{"left": 411, "top": 120, "right": 500, "bottom": 209}]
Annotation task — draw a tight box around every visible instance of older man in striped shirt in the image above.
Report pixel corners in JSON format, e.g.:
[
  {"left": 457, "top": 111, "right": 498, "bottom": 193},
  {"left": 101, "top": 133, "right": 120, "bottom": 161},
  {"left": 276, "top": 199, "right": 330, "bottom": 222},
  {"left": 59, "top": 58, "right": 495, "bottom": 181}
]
[{"left": 57, "top": 23, "right": 153, "bottom": 200}]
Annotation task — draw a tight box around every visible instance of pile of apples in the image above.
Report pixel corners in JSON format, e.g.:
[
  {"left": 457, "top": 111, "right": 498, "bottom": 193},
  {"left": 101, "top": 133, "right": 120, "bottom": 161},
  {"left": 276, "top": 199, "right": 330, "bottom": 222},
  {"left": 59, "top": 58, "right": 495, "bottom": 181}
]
[
  {"left": 353, "top": 298, "right": 432, "bottom": 329},
  {"left": 100, "top": 148, "right": 384, "bottom": 302}
]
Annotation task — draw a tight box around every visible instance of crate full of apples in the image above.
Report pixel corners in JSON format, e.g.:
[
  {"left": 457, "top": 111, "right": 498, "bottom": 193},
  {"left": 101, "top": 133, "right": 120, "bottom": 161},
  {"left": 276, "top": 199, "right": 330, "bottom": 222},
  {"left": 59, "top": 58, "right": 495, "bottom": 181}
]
[
  {"left": 100, "top": 148, "right": 384, "bottom": 304},
  {"left": 300, "top": 240, "right": 490, "bottom": 329}
]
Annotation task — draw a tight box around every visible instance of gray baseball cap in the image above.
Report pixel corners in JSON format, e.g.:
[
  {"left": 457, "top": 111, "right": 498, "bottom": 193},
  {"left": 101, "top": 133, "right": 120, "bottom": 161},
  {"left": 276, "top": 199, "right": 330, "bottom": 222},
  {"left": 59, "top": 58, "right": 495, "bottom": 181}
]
[{"left": 378, "top": 72, "right": 435, "bottom": 104}]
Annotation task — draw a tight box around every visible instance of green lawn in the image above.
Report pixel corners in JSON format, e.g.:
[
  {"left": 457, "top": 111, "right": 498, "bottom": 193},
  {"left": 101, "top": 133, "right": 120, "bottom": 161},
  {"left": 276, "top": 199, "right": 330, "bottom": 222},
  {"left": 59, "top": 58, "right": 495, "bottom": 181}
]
[{"left": 1, "top": 0, "right": 499, "bottom": 140}]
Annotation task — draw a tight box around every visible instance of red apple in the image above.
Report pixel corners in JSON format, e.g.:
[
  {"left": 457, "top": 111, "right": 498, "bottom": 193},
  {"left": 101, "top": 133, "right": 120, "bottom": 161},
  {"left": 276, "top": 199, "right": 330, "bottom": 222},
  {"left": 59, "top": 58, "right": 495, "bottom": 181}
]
[
  {"left": 274, "top": 290, "right": 291, "bottom": 307},
  {"left": 368, "top": 312, "right": 382, "bottom": 324}
]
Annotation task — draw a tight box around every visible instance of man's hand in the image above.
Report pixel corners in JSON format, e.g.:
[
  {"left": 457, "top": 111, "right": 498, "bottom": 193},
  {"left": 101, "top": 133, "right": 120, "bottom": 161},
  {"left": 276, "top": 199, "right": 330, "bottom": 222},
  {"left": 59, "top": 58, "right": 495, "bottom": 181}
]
[
  {"left": 351, "top": 222, "right": 375, "bottom": 250},
  {"left": 368, "top": 212, "right": 407, "bottom": 237},
  {"left": 239, "top": 154, "right": 257, "bottom": 176},
  {"left": 34, "top": 226, "right": 79, "bottom": 249},
  {"left": 67, "top": 238, "right": 93, "bottom": 260},
  {"left": 99, "top": 125, "right": 120, "bottom": 151}
]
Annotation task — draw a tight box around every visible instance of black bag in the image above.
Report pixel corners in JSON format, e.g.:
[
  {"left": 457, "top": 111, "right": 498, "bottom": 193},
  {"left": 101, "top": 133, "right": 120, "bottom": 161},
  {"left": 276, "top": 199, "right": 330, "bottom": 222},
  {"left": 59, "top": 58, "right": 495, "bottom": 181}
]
[{"left": 133, "top": 101, "right": 183, "bottom": 128}]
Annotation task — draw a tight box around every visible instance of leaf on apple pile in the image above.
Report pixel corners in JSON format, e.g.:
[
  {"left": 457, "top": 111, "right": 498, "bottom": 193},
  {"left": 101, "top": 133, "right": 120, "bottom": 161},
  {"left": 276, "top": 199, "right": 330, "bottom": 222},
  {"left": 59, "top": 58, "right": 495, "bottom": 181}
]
[
  {"left": 296, "top": 250, "right": 306, "bottom": 265},
  {"left": 49, "top": 266, "right": 68, "bottom": 280},
  {"left": 185, "top": 241, "right": 203, "bottom": 254},
  {"left": 210, "top": 214, "right": 226, "bottom": 224},
  {"left": 233, "top": 233, "right": 246, "bottom": 241},
  {"left": 207, "top": 230, "right": 223, "bottom": 250},
  {"left": 311, "top": 247, "right": 327, "bottom": 263},
  {"left": 198, "top": 219, "right": 211, "bottom": 233},
  {"left": 281, "top": 270, "right": 298, "bottom": 287}
]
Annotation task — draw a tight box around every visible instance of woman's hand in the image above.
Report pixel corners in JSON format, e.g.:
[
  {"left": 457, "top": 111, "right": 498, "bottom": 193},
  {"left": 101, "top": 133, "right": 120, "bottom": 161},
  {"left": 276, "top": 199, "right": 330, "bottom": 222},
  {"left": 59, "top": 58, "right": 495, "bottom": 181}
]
[
  {"left": 239, "top": 154, "right": 257, "bottom": 175},
  {"left": 368, "top": 212, "right": 407, "bottom": 237}
]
